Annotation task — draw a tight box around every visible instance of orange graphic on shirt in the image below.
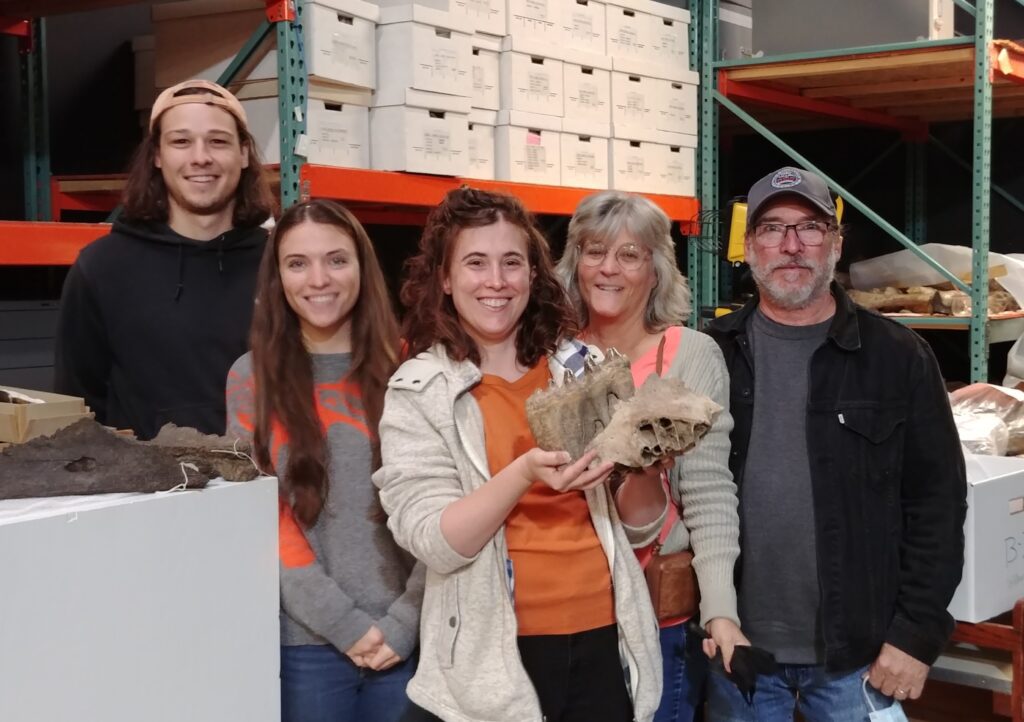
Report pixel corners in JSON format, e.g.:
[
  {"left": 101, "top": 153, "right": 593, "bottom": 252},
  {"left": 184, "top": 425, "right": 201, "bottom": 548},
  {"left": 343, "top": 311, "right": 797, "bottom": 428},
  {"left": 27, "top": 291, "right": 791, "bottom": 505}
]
[{"left": 227, "top": 368, "right": 371, "bottom": 571}]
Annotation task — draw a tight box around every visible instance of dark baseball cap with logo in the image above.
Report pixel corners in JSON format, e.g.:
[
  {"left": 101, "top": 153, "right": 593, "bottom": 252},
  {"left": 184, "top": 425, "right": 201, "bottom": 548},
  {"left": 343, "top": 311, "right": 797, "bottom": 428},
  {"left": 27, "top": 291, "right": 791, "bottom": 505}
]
[{"left": 746, "top": 167, "right": 837, "bottom": 228}]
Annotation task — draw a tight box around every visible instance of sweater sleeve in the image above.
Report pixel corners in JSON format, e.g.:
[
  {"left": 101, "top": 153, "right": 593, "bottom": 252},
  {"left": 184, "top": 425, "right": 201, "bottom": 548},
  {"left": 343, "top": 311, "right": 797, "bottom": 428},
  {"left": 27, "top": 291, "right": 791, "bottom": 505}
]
[
  {"left": 55, "top": 260, "right": 111, "bottom": 423},
  {"left": 225, "top": 356, "right": 377, "bottom": 655},
  {"left": 277, "top": 504, "right": 378, "bottom": 654},
  {"left": 671, "top": 332, "right": 741, "bottom": 628},
  {"left": 373, "top": 386, "right": 480, "bottom": 575},
  {"left": 375, "top": 561, "right": 426, "bottom": 659}
]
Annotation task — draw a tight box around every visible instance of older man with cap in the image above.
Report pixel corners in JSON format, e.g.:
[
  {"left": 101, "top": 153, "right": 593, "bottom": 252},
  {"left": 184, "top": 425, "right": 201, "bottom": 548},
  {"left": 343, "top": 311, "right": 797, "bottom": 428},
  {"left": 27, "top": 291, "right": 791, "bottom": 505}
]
[
  {"left": 703, "top": 167, "right": 966, "bottom": 721},
  {"left": 56, "top": 79, "right": 276, "bottom": 439}
]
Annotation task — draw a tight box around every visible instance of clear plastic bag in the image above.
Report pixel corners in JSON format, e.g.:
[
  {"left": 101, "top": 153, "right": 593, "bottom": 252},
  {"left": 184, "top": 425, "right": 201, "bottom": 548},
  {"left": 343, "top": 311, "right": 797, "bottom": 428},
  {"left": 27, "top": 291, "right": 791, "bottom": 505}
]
[
  {"left": 1006, "top": 334, "right": 1024, "bottom": 389},
  {"left": 949, "top": 383, "right": 1024, "bottom": 456}
]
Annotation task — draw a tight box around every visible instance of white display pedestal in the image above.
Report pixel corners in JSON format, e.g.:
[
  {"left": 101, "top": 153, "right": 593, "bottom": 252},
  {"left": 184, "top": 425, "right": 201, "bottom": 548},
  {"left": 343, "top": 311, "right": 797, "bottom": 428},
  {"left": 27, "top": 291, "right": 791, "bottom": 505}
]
[{"left": 0, "top": 478, "right": 280, "bottom": 722}]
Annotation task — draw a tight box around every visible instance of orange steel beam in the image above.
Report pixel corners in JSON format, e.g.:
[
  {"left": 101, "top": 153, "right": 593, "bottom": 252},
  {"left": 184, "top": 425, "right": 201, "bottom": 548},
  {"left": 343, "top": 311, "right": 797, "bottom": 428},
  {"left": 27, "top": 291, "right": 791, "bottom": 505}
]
[
  {"left": 265, "top": 0, "right": 295, "bottom": 22},
  {"left": 0, "top": 222, "right": 109, "bottom": 265},
  {"left": 718, "top": 72, "right": 929, "bottom": 140},
  {"left": 0, "top": 16, "right": 29, "bottom": 36},
  {"left": 300, "top": 165, "right": 700, "bottom": 221},
  {"left": 992, "top": 40, "right": 1024, "bottom": 87}
]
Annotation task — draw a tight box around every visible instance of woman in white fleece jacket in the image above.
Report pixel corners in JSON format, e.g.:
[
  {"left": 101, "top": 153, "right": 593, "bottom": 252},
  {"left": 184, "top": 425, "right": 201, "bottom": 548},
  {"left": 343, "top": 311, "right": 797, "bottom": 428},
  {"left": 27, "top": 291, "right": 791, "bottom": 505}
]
[{"left": 373, "top": 187, "right": 663, "bottom": 722}]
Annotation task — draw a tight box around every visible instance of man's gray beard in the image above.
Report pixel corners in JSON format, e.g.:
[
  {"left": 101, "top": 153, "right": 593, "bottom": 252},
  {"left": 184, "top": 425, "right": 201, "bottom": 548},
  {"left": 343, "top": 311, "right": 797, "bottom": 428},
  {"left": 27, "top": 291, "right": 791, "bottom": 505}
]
[{"left": 748, "top": 241, "right": 841, "bottom": 311}]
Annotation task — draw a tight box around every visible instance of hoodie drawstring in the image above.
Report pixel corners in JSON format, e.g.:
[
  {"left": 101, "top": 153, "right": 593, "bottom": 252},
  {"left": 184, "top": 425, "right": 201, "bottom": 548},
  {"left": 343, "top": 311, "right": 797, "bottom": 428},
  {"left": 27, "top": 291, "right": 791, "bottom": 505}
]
[
  {"left": 217, "top": 234, "right": 225, "bottom": 274},
  {"left": 174, "top": 244, "right": 184, "bottom": 301}
]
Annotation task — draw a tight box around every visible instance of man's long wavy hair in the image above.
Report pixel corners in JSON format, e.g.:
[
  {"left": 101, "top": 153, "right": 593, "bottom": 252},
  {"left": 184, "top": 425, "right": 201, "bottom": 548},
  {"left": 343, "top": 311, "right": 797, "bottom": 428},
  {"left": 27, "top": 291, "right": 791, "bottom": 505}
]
[
  {"left": 249, "top": 199, "right": 400, "bottom": 526},
  {"left": 121, "top": 87, "right": 276, "bottom": 227},
  {"left": 401, "top": 187, "right": 577, "bottom": 368}
]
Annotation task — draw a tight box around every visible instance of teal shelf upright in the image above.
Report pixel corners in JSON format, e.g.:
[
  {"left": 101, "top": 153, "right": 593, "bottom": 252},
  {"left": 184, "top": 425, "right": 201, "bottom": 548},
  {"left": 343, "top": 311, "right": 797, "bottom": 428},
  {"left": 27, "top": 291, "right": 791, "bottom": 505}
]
[{"left": 20, "top": 18, "right": 51, "bottom": 222}]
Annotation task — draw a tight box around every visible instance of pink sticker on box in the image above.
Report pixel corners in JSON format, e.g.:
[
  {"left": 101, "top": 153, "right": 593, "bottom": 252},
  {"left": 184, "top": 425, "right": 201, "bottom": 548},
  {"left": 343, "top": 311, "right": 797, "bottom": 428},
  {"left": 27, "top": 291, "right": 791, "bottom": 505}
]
[{"left": 526, "top": 131, "right": 542, "bottom": 145}]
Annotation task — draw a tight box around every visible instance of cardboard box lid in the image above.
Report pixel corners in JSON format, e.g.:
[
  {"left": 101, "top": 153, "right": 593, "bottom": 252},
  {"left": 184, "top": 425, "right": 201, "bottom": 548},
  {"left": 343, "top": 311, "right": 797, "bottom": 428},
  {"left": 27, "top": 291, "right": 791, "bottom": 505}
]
[
  {"left": 612, "top": 56, "right": 699, "bottom": 83},
  {"left": 468, "top": 108, "right": 499, "bottom": 125},
  {"left": 496, "top": 109, "right": 562, "bottom": 132},
  {"left": 308, "top": 0, "right": 381, "bottom": 22},
  {"left": 472, "top": 33, "right": 502, "bottom": 52},
  {"left": 374, "top": 88, "right": 472, "bottom": 113},
  {"left": 378, "top": 4, "right": 474, "bottom": 32},
  {"left": 648, "top": 0, "right": 690, "bottom": 23},
  {"left": 605, "top": 0, "right": 653, "bottom": 13},
  {"left": 562, "top": 118, "right": 611, "bottom": 138},
  {"left": 235, "top": 79, "right": 374, "bottom": 105},
  {"left": 499, "top": 34, "right": 564, "bottom": 60},
  {"left": 560, "top": 47, "right": 612, "bottom": 71},
  {"left": 964, "top": 453, "right": 1024, "bottom": 486},
  {"left": 612, "top": 123, "right": 696, "bottom": 146}
]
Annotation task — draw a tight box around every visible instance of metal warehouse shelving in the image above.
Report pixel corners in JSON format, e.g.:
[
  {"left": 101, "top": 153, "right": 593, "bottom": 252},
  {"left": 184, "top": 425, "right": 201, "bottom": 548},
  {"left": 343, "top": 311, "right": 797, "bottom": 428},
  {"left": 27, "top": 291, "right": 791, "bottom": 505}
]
[
  {"left": 689, "top": 0, "right": 1024, "bottom": 383},
  {"left": 1, "top": 0, "right": 700, "bottom": 265}
]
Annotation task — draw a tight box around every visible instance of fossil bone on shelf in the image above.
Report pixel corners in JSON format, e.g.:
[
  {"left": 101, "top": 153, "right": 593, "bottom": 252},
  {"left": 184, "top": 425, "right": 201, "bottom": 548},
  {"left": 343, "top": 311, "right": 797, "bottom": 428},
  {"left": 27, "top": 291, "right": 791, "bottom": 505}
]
[{"left": 525, "top": 350, "right": 721, "bottom": 469}]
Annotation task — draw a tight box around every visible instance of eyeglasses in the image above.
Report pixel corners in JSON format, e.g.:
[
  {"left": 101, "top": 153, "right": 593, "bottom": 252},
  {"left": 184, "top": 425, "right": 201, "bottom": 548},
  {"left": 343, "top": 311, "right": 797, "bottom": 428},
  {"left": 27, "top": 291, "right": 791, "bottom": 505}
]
[
  {"left": 579, "top": 242, "right": 650, "bottom": 271},
  {"left": 753, "top": 220, "right": 834, "bottom": 247}
]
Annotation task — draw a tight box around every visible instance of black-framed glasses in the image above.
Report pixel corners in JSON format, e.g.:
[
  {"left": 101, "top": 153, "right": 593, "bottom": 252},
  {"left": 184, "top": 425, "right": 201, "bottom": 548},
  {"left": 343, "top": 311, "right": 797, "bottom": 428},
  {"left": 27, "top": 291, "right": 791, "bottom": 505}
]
[
  {"left": 579, "top": 242, "right": 650, "bottom": 271},
  {"left": 753, "top": 220, "right": 834, "bottom": 247}
]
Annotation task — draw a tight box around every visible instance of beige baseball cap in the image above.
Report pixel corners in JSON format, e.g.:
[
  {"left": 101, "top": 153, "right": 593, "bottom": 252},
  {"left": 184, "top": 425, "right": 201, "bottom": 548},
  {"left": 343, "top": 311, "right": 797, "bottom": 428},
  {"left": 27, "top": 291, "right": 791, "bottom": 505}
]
[{"left": 149, "top": 79, "right": 248, "bottom": 132}]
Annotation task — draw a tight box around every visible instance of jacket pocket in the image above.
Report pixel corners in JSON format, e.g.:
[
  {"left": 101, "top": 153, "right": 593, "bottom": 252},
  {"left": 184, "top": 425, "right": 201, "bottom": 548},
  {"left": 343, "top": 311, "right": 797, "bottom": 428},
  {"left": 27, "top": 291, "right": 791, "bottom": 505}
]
[
  {"left": 438, "top": 575, "right": 460, "bottom": 670},
  {"left": 836, "top": 405, "right": 906, "bottom": 491}
]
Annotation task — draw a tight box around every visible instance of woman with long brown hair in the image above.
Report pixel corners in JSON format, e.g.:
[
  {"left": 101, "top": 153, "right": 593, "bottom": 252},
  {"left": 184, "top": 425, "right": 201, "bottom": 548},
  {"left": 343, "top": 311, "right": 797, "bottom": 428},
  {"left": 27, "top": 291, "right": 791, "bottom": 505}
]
[
  {"left": 373, "top": 187, "right": 662, "bottom": 722},
  {"left": 226, "top": 199, "right": 423, "bottom": 722}
]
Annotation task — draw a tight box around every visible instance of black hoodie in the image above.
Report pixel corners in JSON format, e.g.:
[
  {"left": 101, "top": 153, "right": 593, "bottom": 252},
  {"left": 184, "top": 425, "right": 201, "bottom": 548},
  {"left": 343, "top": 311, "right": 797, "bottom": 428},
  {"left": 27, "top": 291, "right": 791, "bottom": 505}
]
[{"left": 55, "top": 219, "right": 268, "bottom": 440}]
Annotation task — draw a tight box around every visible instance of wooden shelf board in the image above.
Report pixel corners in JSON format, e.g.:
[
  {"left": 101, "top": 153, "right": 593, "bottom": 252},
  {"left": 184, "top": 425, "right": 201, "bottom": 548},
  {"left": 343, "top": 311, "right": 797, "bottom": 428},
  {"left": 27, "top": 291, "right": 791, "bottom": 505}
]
[{"left": 720, "top": 40, "right": 1024, "bottom": 129}]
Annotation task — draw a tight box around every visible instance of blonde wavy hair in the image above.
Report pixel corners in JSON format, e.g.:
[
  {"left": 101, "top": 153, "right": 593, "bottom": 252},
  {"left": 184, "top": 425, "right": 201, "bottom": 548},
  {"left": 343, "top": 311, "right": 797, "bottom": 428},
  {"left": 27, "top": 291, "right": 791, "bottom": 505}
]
[{"left": 557, "top": 191, "right": 692, "bottom": 333}]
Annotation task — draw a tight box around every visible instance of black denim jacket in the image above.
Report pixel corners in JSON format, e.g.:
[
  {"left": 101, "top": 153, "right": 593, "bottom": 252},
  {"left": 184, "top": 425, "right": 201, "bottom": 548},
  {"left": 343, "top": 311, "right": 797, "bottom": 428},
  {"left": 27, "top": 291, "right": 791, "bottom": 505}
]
[{"left": 706, "top": 283, "right": 967, "bottom": 670}]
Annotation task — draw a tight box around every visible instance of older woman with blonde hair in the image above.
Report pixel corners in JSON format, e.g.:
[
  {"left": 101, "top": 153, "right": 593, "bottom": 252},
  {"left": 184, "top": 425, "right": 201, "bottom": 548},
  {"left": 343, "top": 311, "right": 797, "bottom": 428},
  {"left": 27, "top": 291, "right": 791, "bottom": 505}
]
[{"left": 557, "top": 190, "right": 747, "bottom": 722}]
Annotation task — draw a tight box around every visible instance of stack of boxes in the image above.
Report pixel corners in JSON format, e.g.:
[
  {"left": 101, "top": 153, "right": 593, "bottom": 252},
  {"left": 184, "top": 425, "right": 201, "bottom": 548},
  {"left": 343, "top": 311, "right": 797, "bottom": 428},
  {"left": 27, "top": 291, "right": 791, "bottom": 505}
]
[
  {"left": 147, "top": 0, "right": 376, "bottom": 168},
  {"left": 142, "top": 0, "right": 697, "bottom": 195}
]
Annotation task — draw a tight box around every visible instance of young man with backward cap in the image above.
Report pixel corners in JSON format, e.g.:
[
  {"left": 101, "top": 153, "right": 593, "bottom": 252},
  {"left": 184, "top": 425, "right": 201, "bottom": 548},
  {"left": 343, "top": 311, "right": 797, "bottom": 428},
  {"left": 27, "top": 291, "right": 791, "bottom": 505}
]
[
  {"left": 56, "top": 79, "right": 276, "bottom": 439},
  {"left": 704, "top": 166, "right": 967, "bottom": 721}
]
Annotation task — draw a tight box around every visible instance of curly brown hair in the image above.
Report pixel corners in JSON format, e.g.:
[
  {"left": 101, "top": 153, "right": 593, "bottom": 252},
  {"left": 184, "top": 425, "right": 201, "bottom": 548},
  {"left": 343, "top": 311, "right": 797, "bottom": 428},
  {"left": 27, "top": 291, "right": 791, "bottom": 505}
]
[
  {"left": 121, "top": 87, "right": 276, "bottom": 227},
  {"left": 401, "top": 187, "right": 577, "bottom": 368}
]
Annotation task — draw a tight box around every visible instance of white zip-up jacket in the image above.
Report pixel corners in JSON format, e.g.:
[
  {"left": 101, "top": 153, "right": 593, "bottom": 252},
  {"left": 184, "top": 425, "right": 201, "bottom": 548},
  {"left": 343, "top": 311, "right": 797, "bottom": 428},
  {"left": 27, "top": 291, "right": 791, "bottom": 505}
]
[{"left": 373, "top": 341, "right": 662, "bottom": 722}]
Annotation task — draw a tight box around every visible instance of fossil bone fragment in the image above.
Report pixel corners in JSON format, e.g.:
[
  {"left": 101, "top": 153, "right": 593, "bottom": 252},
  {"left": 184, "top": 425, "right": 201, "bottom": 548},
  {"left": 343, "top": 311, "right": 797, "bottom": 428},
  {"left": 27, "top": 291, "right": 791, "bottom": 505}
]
[
  {"left": 146, "top": 424, "right": 259, "bottom": 481},
  {"left": 0, "top": 418, "right": 209, "bottom": 500},
  {"left": 526, "top": 349, "right": 635, "bottom": 459},
  {"left": 589, "top": 374, "right": 721, "bottom": 469},
  {"left": 525, "top": 350, "right": 720, "bottom": 469}
]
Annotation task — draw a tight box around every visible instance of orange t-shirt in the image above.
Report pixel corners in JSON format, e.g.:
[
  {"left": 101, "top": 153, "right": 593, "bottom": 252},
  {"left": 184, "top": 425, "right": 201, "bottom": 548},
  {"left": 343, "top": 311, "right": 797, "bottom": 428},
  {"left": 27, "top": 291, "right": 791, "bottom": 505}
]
[{"left": 471, "top": 361, "right": 615, "bottom": 636}]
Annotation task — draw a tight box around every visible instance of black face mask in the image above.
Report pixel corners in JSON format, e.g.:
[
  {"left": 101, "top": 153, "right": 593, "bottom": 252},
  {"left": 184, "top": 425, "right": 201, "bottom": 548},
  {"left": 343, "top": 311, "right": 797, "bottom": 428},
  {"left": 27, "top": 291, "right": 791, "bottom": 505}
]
[{"left": 687, "top": 621, "right": 779, "bottom": 703}]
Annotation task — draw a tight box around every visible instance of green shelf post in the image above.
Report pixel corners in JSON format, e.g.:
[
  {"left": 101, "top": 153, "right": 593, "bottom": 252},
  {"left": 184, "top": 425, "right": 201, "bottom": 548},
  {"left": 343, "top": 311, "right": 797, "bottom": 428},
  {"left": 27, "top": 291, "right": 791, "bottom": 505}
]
[
  {"left": 20, "top": 19, "right": 51, "bottom": 222},
  {"left": 277, "top": 2, "right": 308, "bottom": 210},
  {"left": 970, "top": 0, "right": 994, "bottom": 383},
  {"left": 904, "top": 143, "right": 926, "bottom": 244},
  {"left": 696, "top": 0, "right": 720, "bottom": 324}
]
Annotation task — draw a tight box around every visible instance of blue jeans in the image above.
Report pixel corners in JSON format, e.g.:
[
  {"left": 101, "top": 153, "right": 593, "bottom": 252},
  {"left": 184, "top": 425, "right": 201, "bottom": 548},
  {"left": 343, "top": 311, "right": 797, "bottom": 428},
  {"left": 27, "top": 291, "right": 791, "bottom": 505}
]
[
  {"left": 281, "top": 644, "right": 416, "bottom": 722},
  {"left": 706, "top": 662, "right": 903, "bottom": 722},
  {"left": 654, "top": 623, "right": 709, "bottom": 722}
]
